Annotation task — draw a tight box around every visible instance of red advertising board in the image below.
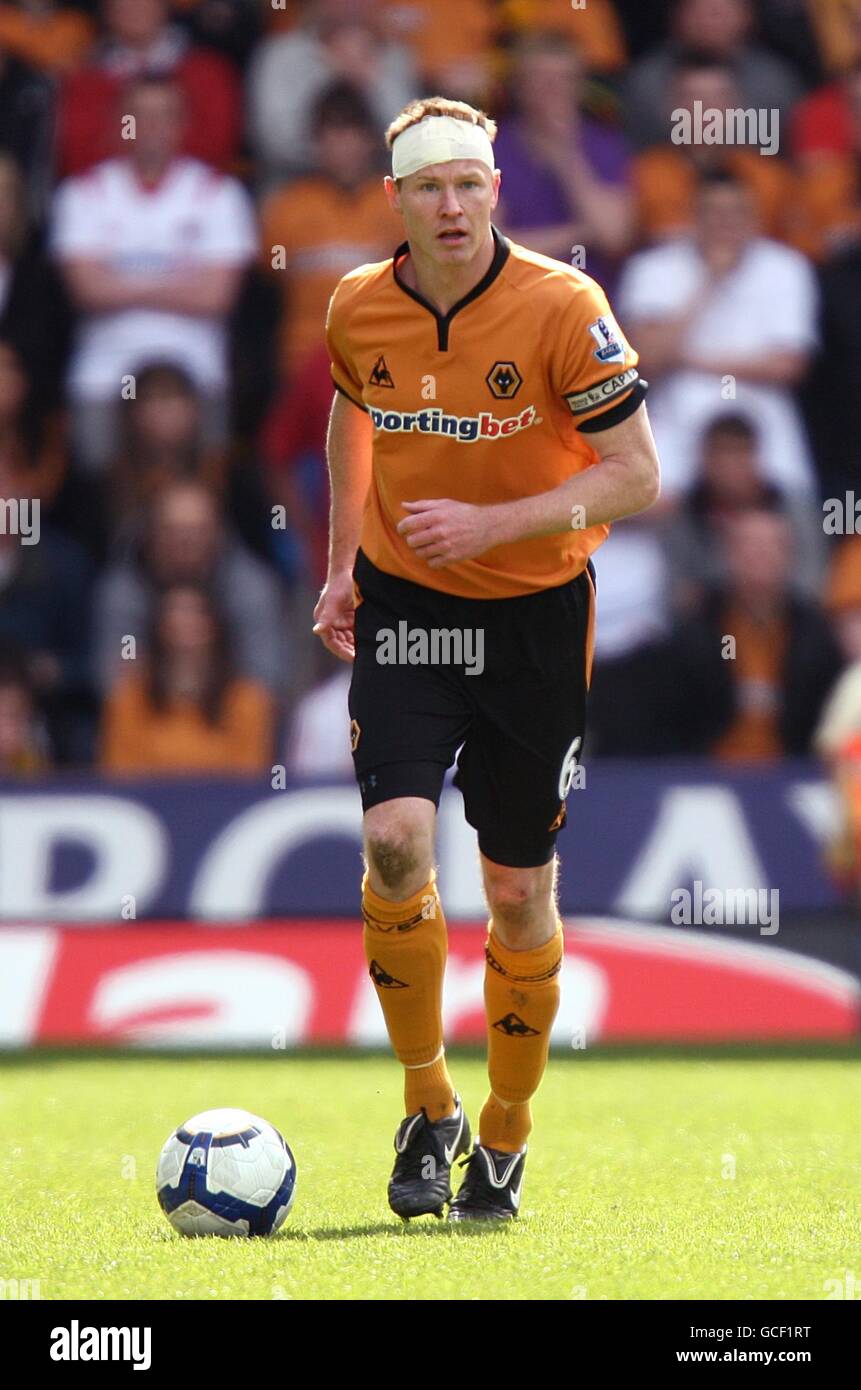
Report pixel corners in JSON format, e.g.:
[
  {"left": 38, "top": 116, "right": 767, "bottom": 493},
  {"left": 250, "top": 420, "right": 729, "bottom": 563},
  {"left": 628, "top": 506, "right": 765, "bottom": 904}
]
[{"left": 1, "top": 919, "right": 857, "bottom": 1047}]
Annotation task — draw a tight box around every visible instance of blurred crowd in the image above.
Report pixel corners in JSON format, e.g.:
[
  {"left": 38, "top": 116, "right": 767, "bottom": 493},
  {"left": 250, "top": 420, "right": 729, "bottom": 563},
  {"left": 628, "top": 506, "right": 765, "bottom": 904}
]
[{"left": 2, "top": 0, "right": 861, "bottom": 777}]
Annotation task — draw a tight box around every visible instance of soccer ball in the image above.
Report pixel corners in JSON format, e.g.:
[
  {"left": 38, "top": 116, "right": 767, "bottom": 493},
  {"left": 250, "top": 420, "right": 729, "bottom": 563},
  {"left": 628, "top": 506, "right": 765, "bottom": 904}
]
[{"left": 156, "top": 1107, "right": 296, "bottom": 1237}]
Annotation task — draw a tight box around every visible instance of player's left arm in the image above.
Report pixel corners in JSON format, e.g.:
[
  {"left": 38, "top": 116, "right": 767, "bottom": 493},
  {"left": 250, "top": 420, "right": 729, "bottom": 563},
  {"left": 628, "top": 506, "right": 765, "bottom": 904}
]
[
  {"left": 397, "top": 402, "right": 660, "bottom": 565},
  {"left": 491, "top": 400, "right": 661, "bottom": 542}
]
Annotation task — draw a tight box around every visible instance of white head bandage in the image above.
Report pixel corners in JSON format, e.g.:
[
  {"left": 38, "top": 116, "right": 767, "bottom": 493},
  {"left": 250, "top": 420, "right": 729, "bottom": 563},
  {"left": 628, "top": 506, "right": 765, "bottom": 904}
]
[{"left": 391, "top": 115, "right": 495, "bottom": 180}]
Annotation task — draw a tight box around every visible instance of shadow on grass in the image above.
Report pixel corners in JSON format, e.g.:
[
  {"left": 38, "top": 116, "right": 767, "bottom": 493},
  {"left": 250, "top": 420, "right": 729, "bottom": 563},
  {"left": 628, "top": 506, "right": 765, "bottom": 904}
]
[
  {"left": 157, "top": 1220, "right": 511, "bottom": 1243},
  {"left": 276, "top": 1220, "right": 507, "bottom": 1241},
  {"left": 150, "top": 1214, "right": 509, "bottom": 1243}
]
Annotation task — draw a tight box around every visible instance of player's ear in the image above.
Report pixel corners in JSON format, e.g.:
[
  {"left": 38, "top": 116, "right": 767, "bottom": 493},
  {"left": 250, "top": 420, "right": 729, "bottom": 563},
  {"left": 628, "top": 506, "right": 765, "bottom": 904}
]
[
  {"left": 490, "top": 168, "right": 501, "bottom": 209},
  {"left": 383, "top": 175, "right": 401, "bottom": 214}
]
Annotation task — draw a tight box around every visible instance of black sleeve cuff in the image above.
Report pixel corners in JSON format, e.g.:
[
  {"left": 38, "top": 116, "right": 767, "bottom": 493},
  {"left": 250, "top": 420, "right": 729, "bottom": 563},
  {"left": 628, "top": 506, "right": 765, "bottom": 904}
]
[
  {"left": 333, "top": 380, "right": 368, "bottom": 412},
  {"left": 578, "top": 378, "right": 649, "bottom": 434}
]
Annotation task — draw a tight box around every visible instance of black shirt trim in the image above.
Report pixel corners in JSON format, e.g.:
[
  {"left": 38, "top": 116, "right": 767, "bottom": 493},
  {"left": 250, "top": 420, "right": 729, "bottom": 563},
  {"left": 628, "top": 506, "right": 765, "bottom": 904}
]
[
  {"left": 391, "top": 224, "right": 510, "bottom": 351},
  {"left": 578, "top": 378, "right": 649, "bottom": 433},
  {"left": 332, "top": 379, "right": 368, "bottom": 412}
]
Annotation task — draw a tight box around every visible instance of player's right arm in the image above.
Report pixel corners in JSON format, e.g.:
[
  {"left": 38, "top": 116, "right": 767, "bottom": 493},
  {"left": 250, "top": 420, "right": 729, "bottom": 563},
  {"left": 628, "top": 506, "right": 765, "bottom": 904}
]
[{"left": 312, "top": 389, "right": 374, "bottom": 662}]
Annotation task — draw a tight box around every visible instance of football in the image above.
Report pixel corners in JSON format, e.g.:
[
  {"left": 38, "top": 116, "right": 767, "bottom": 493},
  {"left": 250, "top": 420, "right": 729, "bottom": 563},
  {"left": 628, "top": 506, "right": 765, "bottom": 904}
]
[{"left": 156, "top": 1107, "right": 297, "bottom": 1237}]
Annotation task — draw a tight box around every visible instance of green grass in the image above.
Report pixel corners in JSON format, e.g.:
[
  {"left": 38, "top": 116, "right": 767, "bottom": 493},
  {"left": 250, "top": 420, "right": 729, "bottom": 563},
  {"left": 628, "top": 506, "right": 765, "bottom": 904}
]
[{"left": 1, "top": 1050, "right": 860, "bottom": 1300}]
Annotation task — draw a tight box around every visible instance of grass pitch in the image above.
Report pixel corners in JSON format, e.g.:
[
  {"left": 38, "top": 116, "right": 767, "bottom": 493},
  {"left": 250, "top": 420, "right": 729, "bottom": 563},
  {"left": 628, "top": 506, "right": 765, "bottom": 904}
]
[{"left": 2, "top": 1049, "right": 860, "bottom": 1301}]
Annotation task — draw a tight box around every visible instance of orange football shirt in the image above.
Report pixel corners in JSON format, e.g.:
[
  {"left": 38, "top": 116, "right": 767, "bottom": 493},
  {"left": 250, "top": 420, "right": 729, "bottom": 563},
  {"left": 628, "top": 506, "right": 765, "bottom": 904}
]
[
  {"left": 262, "top": 176, "right": 400, "bottom": 375},
  {"left": 326, "top": 225, "right": 645, "bottom": 599}
]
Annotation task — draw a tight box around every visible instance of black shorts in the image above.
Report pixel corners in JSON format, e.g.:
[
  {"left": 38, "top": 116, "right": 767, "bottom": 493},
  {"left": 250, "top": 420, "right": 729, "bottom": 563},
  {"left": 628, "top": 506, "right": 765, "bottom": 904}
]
[{"left": 348, "top": 548, "right": 595, "bottom": 868}]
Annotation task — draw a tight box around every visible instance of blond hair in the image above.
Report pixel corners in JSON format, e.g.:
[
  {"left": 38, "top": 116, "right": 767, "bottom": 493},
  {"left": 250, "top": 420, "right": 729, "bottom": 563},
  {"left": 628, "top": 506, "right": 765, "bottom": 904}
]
[{"left": 385, "top": 97, "right": 497, "bottom": 150}]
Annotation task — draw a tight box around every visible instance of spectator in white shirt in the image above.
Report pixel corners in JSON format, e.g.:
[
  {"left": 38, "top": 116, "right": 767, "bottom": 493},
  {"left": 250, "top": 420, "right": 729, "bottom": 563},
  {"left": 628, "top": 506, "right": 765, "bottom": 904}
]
[
  {"left": 286, "top": 660, "right": 353, "bottom": 777},
  {"left": 617, "top": 169, "right": 819, "bottom": 501},
  {"left": 51, "top": 72, "right": 256, "bottom": 471}
]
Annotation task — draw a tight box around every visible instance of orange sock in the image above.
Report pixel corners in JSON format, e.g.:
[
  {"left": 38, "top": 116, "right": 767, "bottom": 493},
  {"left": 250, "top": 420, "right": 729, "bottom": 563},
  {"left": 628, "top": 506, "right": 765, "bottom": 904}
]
[
  {"left": 404, "top": 1049, "right": 455, "bottom": 1123},
  {"left": 480, "top": 920, "right": 564, "bottom": 1152},
  {"left": 479, "top": 1093, "right": 533, "bottom": 1153},
  {"left": 362, "top": 872, "right": 456, "bottom": 1123}
]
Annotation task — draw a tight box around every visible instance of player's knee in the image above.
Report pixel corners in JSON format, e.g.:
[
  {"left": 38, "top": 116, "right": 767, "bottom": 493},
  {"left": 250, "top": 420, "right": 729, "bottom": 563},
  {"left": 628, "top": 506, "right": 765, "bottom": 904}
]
[
  {"left": 367, "top": 835, "right": 421, "bottom": 891},
  {"left": 364, "top": 804, "right": 434, "bottom": 894},
  {"left": 485, "top": 867, "right": 552, "bottom": 931}
]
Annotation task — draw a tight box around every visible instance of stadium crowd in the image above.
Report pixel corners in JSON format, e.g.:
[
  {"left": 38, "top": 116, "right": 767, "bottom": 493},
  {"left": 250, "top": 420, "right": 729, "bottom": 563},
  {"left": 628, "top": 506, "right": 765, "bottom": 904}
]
[{"left": 1, "top": 0, "right": 861, "bottom": 776}]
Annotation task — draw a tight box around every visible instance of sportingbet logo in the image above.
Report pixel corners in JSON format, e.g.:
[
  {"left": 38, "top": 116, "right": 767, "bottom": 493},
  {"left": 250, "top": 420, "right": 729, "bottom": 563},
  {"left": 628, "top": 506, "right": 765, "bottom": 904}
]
[{"left": 369, "top": 404, "right": 538, "bottom": 443}]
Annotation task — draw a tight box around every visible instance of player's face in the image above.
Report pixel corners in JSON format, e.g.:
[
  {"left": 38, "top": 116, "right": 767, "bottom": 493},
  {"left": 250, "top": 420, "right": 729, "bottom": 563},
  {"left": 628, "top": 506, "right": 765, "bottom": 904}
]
[{"left": 386, "top": 160, "right": 500, "bottom": 266}]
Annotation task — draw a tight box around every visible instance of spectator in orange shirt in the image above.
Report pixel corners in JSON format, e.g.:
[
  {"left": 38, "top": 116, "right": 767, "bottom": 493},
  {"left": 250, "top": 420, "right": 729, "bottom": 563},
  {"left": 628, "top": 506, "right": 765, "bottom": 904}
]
[
  {"left": 632, "top": 55, "right": 796, "bottom": 244},
  {"left": 0, "top": 651, "right": 48, "bottom": 775},
  {"left": 382, "top": 0, "right": 495, "bottom": 101},
  {"left": 261, "top": 80, "right": 399, "bottom": 378},
  {"left": 668, "top": 504, "right": 842, "bottom": 760},
  {"left": 805, "top": 0, "right": 861, "bottom": 79},
  {"left": 101, "top": 583, "right": 274, "bottom": 775},
  {"left": 0, "top": 1, "right": 94, "bottom": 75},
  {"left": 498, "top": 0, "right": 627, "bottom": 73}
]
